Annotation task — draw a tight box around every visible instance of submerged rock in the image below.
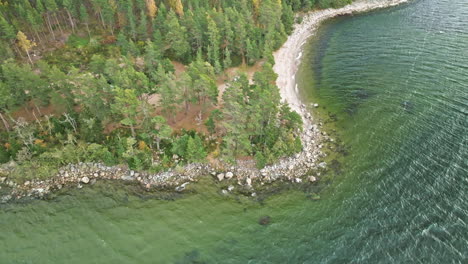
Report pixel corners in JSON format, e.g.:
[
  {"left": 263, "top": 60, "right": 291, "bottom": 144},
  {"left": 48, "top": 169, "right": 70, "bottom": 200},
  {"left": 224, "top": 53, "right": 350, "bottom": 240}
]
[{"left": 259, "top": 215, "right": 271, "bottom": 226}]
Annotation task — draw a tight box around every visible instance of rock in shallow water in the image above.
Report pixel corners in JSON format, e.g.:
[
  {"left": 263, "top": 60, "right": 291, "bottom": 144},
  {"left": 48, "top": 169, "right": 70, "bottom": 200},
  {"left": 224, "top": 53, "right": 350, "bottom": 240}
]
[{"left": 259, "top": 215, "right": 271, "bottom": 226}]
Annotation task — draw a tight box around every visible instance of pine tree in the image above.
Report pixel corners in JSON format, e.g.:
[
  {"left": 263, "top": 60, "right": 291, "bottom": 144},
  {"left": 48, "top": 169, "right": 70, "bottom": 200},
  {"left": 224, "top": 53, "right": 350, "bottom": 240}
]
[
  {"left": 111, "top": 88, "right": 140, "bottom": 138},
  {"left": 165, "top": 10, "right": 190, "bottom": 61},
  {"left": 117, "top": 32, "right": 129, "bottom": 54},
  {"left": 144, "top": 39, "right": 162, "bottom": 76},
  {"left": 150, "top": 116, "right": 172, "bottom": 151},
  {"left": 157, "top": 65, "right": 180, "bottom": 119},
  {"left": 178, "top": 72, "right": 194, "bottom": 114},
  {"left": 186, "top": 135, "right": 206, "bottom": 162},
  {"left": 222, "top": 74, "right": 252, "bottom": 160},
  {"left": 206, "top": 15, "right": 221, "bottom": 73},
  {"left": 0, "top": 15, "right": 15, "bottom": 41},
  {"left": 281, "top": 1, "right": 295, "bottom": 34},
  {"left": 223, "top": 47, "right": 232, "bottom": 70},
  {"left": 126, "top": 0, "right": 137, "bottom": 40},
  {"left": 0, "top": 82, "right": 12, "bottom": 131},
  {"left": 137, "top": 10, "right": 148, "bottom": 40}
]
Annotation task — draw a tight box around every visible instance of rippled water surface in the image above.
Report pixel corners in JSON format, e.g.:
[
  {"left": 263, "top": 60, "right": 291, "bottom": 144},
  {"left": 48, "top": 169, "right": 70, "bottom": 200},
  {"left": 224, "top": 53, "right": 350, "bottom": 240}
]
[{"left": 1, "top": 0, "right": 467, "bottom": 263}]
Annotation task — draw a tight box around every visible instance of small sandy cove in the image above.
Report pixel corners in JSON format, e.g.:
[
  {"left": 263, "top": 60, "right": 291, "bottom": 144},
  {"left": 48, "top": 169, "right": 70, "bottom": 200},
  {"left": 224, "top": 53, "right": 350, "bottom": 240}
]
[{"left": 273, "top": 0, "right": 410, "bottom": 122}]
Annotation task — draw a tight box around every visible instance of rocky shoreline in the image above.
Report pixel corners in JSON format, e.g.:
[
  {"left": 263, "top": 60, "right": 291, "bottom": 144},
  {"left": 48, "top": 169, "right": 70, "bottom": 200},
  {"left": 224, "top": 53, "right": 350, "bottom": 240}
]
[
  {"left": 0, "top": 0, "right": 410, "bottom": 203},
  {"left": 0, "top": 103, "right": 329, "bottom": 203}
]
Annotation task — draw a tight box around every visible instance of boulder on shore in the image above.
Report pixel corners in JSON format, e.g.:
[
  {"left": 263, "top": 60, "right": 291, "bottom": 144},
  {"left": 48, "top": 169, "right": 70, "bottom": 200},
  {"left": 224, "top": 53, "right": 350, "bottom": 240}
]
[
  {"left": 217, "top": 173, "right": 225, "bottom": 181},
  {"left": 225, "top": 172, "right": 234, "bottom": 179},
  {"left": 246, "top": 178, "right": 252, "bottom": 186},
  {"left": 308, "top": 176, "right": 317, "bottom": 182},
  {"left": 81, "top": 176, "right": 90, "bottom": 184}
]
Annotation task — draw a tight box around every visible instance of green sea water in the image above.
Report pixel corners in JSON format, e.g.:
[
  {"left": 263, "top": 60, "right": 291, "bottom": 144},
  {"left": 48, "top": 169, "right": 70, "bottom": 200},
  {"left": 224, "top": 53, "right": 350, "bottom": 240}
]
[{"left": 1, "top": 0, "right": 467, "bottom": 263}]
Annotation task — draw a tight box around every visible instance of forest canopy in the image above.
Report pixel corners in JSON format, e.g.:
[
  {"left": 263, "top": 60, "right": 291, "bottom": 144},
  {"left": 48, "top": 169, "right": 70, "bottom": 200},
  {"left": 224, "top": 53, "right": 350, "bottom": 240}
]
[{"left": 0, "top": 0, "right": 350, "bottom": 181}]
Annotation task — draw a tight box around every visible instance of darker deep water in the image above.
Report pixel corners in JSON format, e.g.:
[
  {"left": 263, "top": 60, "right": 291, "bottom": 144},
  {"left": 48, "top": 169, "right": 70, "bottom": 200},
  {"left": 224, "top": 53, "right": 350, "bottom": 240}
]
[{"left": 1, "top": 0, "right": 467, "bottom": 263}]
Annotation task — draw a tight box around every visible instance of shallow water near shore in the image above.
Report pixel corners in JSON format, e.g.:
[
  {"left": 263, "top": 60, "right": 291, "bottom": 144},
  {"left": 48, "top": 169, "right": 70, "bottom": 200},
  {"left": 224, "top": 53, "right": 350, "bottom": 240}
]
[{"left": 1, "top": 0, "right": 467, "bottom": 263}]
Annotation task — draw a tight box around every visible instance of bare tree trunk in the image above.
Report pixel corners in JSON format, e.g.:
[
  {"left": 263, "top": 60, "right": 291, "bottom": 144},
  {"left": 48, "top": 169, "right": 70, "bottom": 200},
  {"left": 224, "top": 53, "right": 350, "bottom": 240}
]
[
  {"left": 54, "top": 13, "right": 64, "bottom": 35},
  {"left": 45, "top": 115, "right": 53, "bottom": 135},
  {"left": 32, "top": 110, "right": 44, "bottom": 131},
  {"left": 0, "top": 113, "right": 10, "bottom": 132},
  {"left": 12, "top": 44, "right": 24, "bottom": 59},
  {"left": 25, "top": 50, "right": 33, "bottom": 65},
  {"left": 63, "top": 113, "right": 77, "bottom": 133},
  {"left": 34, "top": 102, "right": 43, "bottom": 116},
  {"left": 33, "top": 29, "right": 44, "bottom": 48},
  {"left": 24, "top": 105, "right": 30, "bottom": 115},
  {"left": 130, "top": 124, "right": 136, "bottom": 138},
  {"left": 66, "top": 10, "right": 75, "bottom": 33},
  {"left": 156, "top": 138, "right": 160, "bottom": 151},
  {"left": 98, "top": 10, "right": 106, "bottom": 29},
  {"left": 185, "top": 100, "right": 189, "bottom": 115},
  {"left": 46, "top": 14, "right": 56, "bottom": 40},
  {"left": 85, "top": 23, "right": 91, "bottom": 38}
]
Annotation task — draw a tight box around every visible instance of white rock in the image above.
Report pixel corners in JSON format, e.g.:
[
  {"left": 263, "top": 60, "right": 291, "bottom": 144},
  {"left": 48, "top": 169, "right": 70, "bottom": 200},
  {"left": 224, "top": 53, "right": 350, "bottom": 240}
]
[
  {"left": 228, "top": 185, "right": 235, "bottom": 191},
  {"left": 221, "top": 189, "right": 229, "bottom": 195},
  {"left": 246, "top": 178, "right": 252, "bottom": 186},
  {"left": 121, "top": 175, "right": 133, "bottom": 181},
  {"left": 81, "top": 176, "right": 90, "bottom": 184},
  {"left": 295, "top": 178, "right": 302, "bottom": 183},
  {"left": 314, "top": 104, "right": 319, "bottom": 108},
  {"left": 308, "top": 176, "right": 317, "bottom": 182},
  {"left": 217, "top": 173, "right": 225, "bottom": 181},
  {"left": 225, "top": 172, "right": 234, "bottom": 179}
]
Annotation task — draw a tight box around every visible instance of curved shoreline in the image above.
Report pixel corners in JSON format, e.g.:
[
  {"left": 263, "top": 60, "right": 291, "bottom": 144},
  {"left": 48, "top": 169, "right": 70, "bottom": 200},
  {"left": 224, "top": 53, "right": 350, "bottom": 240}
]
[
  {"left": 0, "top": 0, "right": 410, "bottom": 203},
  {"left": 273, "top": 0, "right": 410, "bottom": 123}
]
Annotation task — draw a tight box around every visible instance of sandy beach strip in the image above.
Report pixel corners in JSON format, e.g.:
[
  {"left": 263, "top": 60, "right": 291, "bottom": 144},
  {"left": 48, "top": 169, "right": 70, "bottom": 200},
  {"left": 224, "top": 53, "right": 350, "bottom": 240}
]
[{"left": 273, "top": 0, "right": 411, "bottom": 122}]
